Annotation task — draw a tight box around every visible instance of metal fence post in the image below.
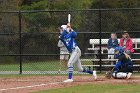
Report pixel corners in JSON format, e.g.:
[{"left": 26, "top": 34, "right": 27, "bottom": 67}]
[
  {"left": 18, "top": 11, "right": 22, "bottom": 74},
  {"left": 99, "top": 9, "right": 102, "bottom": 73}
]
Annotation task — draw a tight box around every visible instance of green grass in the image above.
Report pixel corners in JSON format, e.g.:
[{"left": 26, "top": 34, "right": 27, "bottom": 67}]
[
  {"left": 0, "top": 74, "right": 49, "bottom": 78},
  {"left": 0, "top": 64, "right": 19, "bottom": 71},
  {"left": 34, "top": 83, "right": 140, "bottom": 93},
  {"left": 23, "top": 61, "right": 59, "bottom": 71},
  {"left": 0, "top": 61, "right": 60, "bottom": 71},
  {"left": 0, "top": 60, "right": 92, "bottom": 71}
]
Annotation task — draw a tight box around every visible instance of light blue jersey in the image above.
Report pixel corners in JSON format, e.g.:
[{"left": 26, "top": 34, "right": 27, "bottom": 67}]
[{"left": 60, "top": 30, "right": 77, "bottom": 53}]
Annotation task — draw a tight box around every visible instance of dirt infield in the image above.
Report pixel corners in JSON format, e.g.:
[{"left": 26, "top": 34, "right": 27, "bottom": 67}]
[{"left": 0, "top": 75, "right": 140, "bottom": 93}]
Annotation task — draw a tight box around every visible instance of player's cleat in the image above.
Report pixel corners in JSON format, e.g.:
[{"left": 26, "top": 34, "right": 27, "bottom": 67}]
[
  {"left": 93, "top": 71, "right": 97, "bottom": 80},
  {"left": 63, "top": 79, "right": 73, "bottom": 83},
  {"left": 126, "top": 72, "right": 132, "bottom": 79}
]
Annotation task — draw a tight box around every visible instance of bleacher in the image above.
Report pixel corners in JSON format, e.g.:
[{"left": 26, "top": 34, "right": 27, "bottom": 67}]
[
  {"left": 81, "top": 38, "right": 140, "bottom": 71},
  {"left": 88, "top": 38, "right": 140, "bottom": 52}
]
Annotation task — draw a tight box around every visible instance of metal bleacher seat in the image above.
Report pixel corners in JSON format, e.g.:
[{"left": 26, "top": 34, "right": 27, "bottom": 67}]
[
  {"left": 88, "top": 38, "right": 140, "bottom": 52},
  {"left": 81, "top": 38, "right": 140, "bottom": 69}
]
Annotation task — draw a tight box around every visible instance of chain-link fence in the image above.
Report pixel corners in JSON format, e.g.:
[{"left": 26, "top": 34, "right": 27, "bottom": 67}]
[{"left": 0, "top": 9, "right": 140, "bottom": 74}]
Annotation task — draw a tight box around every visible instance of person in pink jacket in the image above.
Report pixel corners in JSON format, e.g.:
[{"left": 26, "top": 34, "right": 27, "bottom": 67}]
[{"left": 119, "top": 31, "right": 134, "bottom": 54}]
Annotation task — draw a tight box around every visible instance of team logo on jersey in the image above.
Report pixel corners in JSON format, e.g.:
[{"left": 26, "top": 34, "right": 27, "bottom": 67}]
[
  {"left": 65, "top": 38, "right": 71, "bottom": 46},
  {"left": 64, "top": 35, "right": 71, "bottom": 46}
]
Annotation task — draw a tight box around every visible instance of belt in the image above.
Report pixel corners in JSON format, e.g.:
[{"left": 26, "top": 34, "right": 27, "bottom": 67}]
[
  {"left": 72, "top": 46, "right": 77, "bottom": 50},
  {"left": 69, "top": 46, "right": 78, "bottom": 54}
]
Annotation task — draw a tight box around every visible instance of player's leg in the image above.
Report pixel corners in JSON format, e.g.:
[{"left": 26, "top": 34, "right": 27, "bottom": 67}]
[
  {"left": 114, "top": 61, "right": 122, "bottom": 72},
  {"left": 113, "top": 62, "right": 133, "bottom": 79},
  {"left": 75, "top": 58, "right": 92, "bottom": 74},
  {"left": 108, "top": 48, "right": 115, "bottom": 65},
  {"left": 112, "top": 72, "right": 127, "bottom": 79},
  {"left": 68, "top": 53, "right": 78, "bottom": 78},
  {"left": 112, "top": 72, "right": 132, "bottom": 79},
  {"left": 74, "top": 47, "right": 97, "bottom": 79},
  {"left": 70, "top": 47, "right": 84, "bottom": 72},
  {"left": 76, "top": 59, "right": 97, "bottom": 80},
  {"left": 64, "top": 48, "right": 80, "bottom": 82},
  {"left": 125, "top": 62, "right": 133, "bottom": 79},
  {"left": 110, "top": 48, "right": 115, "bottom": 65},
  {"left": 64, "top": 46, "right": 88, "bottom": 82},
  {"left": 110, "top": 48, "right": 115, "bottom": 59},
  {"left": 126, "top": 62, "right": 133, "bottom": 73},
  {"left": 108, "top": 48, "right": 111, "bottom": 59}
]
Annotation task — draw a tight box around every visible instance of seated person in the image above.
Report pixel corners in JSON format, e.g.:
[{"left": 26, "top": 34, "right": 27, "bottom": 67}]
[
  {"left": 106, "top": 46, "right": 133, "bottom": 79},
  {"left": 119, "top": 31, "right": 134, "bottom": 54},
  {"left": 57, "top": 25, "right": 69, "bottom": 73},
  {"left": 57, "top": 40, "right": 69, "bottom": 73},
  {"left": 107, "top": 33, "right": 118, "bottom": 65},
  {"left": 108, "top": 32, "right": 118, "bottom": 59}
]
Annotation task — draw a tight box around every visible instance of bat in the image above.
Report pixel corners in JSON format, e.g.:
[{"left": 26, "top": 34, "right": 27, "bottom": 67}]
[{"left": 68, "top": 14, "right": 71, "bottom": 23}]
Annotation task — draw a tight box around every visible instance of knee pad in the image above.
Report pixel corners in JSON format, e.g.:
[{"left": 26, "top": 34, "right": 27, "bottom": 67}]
[{"left": 113, "top": 72, "right": 127, "bottom": 79}]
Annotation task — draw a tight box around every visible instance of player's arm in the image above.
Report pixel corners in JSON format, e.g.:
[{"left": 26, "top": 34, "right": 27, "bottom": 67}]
[
  {"left": 118, "top": 55, "right": 125, "bottom": 61},
  {"left": 59, "top": 30, "right": 68, "bottom": 39},
  {"left": 60, "top": 23, "right": 71, "bottom": 39},
  {"left": 67, "top": 23, "right": 77, "bottom": 38},
  {"left": 67, "top": 23, "right": 71, "bottom": 30},
  {"left": 123, "top": 52, "right": 129, "bottom": 59},
  {"left": 117, "top": 54, "right": 129, "bottom": 64},
  {"left": 57, "top": 40, "right": 64, "bottom": 47},
  {"left": 71, "top": 31, "right": 77, "bottom": 38}
]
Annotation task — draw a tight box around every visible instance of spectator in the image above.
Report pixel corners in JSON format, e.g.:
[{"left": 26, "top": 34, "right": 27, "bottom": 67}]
[
  {"left": 57, "top": 25, "right": 69, "bottom": 73},
  {"left": 119, "top": 31, "right": 134, "bottom": 54},
  {"left": 107, "top": 33, "right": 118, "bottom": 65},
  {"left": 57, "top": 40, "right": 69, "bottom": 73}
]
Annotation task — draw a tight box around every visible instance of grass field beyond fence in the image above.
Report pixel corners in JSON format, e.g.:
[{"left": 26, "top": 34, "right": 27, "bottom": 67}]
[
  {"left": 0, "top": 60, "right": 92, "bottom": 71},
  {"left": 0, "top": 61, "right": 59, "bottom": 71}
]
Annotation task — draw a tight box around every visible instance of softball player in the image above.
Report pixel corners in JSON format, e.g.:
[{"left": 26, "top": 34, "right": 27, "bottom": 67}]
[
  {"left": 57, "top": 39, "right": 69, "bottom": 73},
  {"left": 106, "top": 46, "right": 133, "bottom": 79},
  {"left": 59, "top": 23, "right": 97, "bottom": 82}
]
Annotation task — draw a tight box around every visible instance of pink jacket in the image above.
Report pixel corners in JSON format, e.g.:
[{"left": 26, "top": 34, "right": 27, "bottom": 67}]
[{"left": 119, "top": 38, "right": 134, "bottom": 53}]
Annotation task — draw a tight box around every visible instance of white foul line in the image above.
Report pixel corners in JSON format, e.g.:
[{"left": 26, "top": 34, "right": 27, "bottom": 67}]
[{"left": 0, "top": 82, "right": 63, "bottom": 91}]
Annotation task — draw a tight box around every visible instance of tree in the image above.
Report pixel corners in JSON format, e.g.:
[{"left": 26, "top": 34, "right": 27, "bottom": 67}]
[{"left": 19, "top": 0, "right": 94, "bottom": 54}]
